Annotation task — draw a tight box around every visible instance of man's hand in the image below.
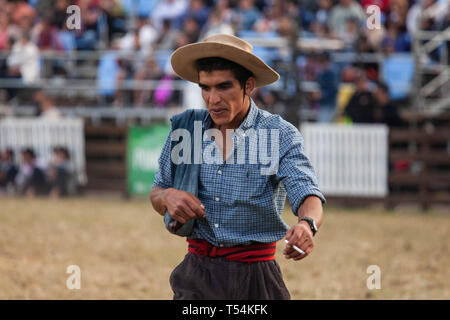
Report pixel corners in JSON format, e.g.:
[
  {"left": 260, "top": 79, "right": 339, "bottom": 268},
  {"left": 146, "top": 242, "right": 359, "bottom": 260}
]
[
  {"left": 161, "top": 188, "right": 206, "bottom": 224},
  {"left": 283, "top": 196, "right": 323, "bottom": 261},
  {"left": 284, "top": 221, "right": 314, "bottom": 261}
]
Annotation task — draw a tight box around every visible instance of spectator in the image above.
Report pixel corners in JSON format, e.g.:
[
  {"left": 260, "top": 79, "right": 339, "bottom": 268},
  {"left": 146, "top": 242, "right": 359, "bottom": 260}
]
[
  {"left": 51, "top": 0, "right": 72, "bottom": 30},
  {"left": 151, "top": 0, "right": 188, "bottom": 31},
  {"left": 373, "top": 82, "right": 406, "bottom": 127},
  {"left": 133, "top": 56, "right": 163, "bottom": 107},
  {"left": 277, "top": 16, "right": 300, "bottom": 39},
  {"left": 309, "top": 20, "right": 331, "bottom": 39},
  {"left": 232, "top": 0, "right": 261, "bottom": 31},
  {"left": 34, "top": 89, "right": 61, "bottom": 119},
  {"left": 381, "top": 21, "right": 412, "bottom": 53},
  {"left": 97, "top": 0, "right": 127, "bottom": 47},
  {"left": 74, "top": 0, "right": 101, "bottom": 50},
  {"left": 315, "top": 0, "right": 333, "bottom": 27},
  {"left": 215, "top": 0, "right": 234, "bottom": 25},
  {"left": 0, "top": 149, "right": 18, "bottom": 193},
  {"left": 297, "top": 52, "right": 321, "bottom": 83},
  {"left": 285, "top": 0, "right": 301, "bottom": 22},
  {"left": 154, "top": 19, "right": 179, "bottom": 50},
  {"left": 200, "top": 10, "right": 234, "bottom": 39},
  {"left": 119, "top": 15, "right": 157, "bottom": 54},
  {"left": 47, "top": 147, "right": 73, "bottom": 198},
  {"left": 6, "top": 30, "right": 40, "bottom": 85},
  {"left": 254, "top": 4, "right": 278, "bottom": 34},
  {"left": 343, "top": 72, "right": 377, "bottom": 123},
  {"left": 16, "top": 148, "right": 48, "bottom": 197},
  {"left": 328, "top": 0, "right": 366, "bottom": 38},
  {"left": 0, "top": 13, "right": 12, "bottom": 51},
  {"left": 182, "top": 0, "right": 210, "bottom": 29},
  {"left": 342, "top": 16, "right": 361, "bottom": 51},
  {"left": 388, "top": 0, "right": 410, "bottom": 30},
  {"left": 12, "top": 0, "right": 36, "bottom": 30},
  {"left": 182, "top": 17, "right": 201, "bottom": 43},
  {"left": 298, "top": 0, "right": 318, "bottom": 30},
  {"left": 33, "top": 18, "right": 64, "bottom": 51},
  {"left": 313, "top": 52, "right": 339, "bottom": 123}
]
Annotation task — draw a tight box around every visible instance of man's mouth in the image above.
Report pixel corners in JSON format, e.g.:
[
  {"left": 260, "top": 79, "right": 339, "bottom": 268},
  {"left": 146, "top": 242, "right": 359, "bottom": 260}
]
[{"left": 210, "top": 108, "right": 228, "bottom": 116}]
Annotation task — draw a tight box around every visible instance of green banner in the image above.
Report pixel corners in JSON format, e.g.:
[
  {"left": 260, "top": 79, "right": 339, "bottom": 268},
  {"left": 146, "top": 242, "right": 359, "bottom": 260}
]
[{"left": 127, "top": 124, "right": 171, "bottom": 195}]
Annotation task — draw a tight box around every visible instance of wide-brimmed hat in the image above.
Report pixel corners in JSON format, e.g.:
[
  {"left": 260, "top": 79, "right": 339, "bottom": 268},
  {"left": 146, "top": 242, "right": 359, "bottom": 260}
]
[{"left": 170, "top": 34, "right": 280, "bottom": 87}]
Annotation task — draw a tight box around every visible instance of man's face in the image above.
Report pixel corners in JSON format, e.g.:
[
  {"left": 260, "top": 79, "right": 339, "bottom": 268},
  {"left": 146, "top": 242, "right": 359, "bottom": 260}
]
[{"left": 198, "top": 69, "right": 253, "bottom": 128}]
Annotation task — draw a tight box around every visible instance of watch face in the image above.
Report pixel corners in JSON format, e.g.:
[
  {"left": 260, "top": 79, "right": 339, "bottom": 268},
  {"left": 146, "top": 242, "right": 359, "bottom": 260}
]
[{"left": 302, "top": 218, "right": 317, "bottom": 233}]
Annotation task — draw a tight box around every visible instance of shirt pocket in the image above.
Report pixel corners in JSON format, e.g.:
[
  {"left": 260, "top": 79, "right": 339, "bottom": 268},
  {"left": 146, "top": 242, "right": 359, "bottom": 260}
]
[
  {"left": 225, "top": 165, "right": 270, "bottom": 203},
  {"left": 246, "top": 166, "right": 270, "bottom": 199}
]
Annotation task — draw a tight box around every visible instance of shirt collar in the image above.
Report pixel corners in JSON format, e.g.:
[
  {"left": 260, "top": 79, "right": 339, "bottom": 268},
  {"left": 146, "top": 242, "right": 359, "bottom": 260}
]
[{"left": 238, "top": 98, "right": 258, "bottom": 131}]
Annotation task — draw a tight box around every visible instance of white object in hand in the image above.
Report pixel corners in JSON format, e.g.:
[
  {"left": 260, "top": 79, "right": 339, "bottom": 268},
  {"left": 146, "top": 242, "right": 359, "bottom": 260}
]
[{"left": 285, "top": 239, "right": 305, "bottom": 255}]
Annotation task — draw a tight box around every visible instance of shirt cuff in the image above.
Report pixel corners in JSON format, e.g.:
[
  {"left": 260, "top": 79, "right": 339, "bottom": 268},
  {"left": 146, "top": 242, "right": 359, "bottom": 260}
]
[{"left": 291, "top": 188, "right": 326, "bottom": 216}]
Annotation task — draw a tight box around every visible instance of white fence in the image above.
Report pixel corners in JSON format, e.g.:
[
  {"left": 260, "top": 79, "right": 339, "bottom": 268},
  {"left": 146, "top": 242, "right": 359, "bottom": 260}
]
[
  {"left": 0, "top": 118, "right": 86, "bottom": 185},
  {"left": 300, "top": 123, "right": 389, "bottom": 197}
]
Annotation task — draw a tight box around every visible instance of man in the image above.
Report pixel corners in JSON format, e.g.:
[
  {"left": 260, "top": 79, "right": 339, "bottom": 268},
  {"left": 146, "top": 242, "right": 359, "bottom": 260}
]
[
  {"left": 16, "top": 148, "right": 48, "bottom": 197},
  {"left": 0, "top": 149, "right": 18, "bottom": 193},
  {"left": 373, "top": 82, "right": 405, "bottom": 128},
  {"left": 150, "top": 34, "right": 325, "bottom": 300},
  {"left": 47, "top": 147, "right": 73, "bottom": 198},
  {"left": 343, "top": 72, "right": 377, "bottom": 123},
  {"left": 328, "top": 0, "right": 366, "bottom": 38},
  {"left": 313, "top": 52, "right": 338, "bottom": 123}
]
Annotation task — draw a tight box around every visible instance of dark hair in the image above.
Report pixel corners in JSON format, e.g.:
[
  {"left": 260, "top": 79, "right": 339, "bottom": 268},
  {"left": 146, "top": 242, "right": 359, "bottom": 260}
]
[
  {"left": 60, "top": 147, "right": 70, "bottom": 160},
  {"left": 195, "top": 57, "right": 254, "bottom": 90},
  {"left": 22, "top": 148, "right": 35, "bottom": 159},
  {"left": 376, "top": 82, "right": 389, "bottom": 94},
  {"left": 4, "top": 148, "right": 14, "bottom": 161}
]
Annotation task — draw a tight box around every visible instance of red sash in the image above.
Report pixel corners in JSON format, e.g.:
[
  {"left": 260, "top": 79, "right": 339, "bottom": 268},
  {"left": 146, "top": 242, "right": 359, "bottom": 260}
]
[{"left": 187, "top": 239, "right": 276, "bottom": 263}]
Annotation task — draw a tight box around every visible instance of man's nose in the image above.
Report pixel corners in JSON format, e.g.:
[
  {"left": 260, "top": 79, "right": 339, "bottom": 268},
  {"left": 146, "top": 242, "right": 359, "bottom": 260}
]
[{"left": 208, "top": 89, "right": 221, "bottom": 105}]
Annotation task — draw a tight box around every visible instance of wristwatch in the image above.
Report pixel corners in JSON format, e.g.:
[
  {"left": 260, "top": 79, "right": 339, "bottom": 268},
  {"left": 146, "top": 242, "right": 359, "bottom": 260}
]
[{"left": 299, "top": 217, "right": 318, "bottom": 236}]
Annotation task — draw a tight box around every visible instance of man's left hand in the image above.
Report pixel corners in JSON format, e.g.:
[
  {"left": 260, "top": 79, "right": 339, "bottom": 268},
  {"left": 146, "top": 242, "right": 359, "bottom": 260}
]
[{"left": 284, "top": 221, "right": 314, "bottom": 261}]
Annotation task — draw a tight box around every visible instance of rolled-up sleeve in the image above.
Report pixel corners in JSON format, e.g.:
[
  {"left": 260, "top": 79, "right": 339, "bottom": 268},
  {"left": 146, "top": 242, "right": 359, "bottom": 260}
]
[
  {"left": 276, "top": 125, "right": 326, "bottom": 215},
  {"left": 152, "top": 130, "right": 173, "bottom": 189}
]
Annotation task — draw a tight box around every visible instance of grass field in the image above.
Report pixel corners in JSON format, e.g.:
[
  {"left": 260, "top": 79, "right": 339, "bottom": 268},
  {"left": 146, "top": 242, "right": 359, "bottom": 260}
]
[{"left": 0, "top": 196, "right": 449, "bottom": 300}]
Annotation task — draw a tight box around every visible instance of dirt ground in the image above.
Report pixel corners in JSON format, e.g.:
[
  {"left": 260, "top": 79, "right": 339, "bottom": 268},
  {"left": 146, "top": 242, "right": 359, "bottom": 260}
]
[{"left": 0, "top": 196, "right": 449, "bottom": 299}]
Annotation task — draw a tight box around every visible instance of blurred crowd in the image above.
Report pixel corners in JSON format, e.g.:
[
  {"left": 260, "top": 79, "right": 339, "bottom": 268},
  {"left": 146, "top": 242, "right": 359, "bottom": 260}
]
[
  {"left": 0, "top": 0, "right": 449, "bottom": 124},
  {"left": 0, "top": 146, "right": 74, "bottom": 197}
]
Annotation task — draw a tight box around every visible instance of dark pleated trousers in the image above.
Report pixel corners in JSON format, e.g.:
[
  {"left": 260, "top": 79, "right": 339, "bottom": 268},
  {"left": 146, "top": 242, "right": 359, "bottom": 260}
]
[{"left": 170, "top": 253, "right": 291, "bottom": 300}]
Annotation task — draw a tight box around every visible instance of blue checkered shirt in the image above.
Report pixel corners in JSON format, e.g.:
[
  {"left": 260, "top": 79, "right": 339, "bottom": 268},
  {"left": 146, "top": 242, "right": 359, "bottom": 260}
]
[{"left": 153, "top": 99, "right": 325, "bottom": 247}]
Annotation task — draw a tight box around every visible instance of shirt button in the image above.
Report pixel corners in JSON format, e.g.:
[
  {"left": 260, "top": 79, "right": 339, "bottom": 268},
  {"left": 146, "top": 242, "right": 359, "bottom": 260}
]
[
  {"left": 214, "top": 223, "right": 219, "bottom": 228},
  {"left": 217, "top": 170, "right": 222, "bottom": 175},
  {"left": 215, "top": 197, "right": 220, "bottom": 202}
]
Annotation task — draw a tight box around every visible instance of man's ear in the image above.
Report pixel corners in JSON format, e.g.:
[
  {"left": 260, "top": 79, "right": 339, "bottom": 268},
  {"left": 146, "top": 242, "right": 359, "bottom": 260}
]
[{"left": 245, "top": 77, "right": 256, "bottom": 95}]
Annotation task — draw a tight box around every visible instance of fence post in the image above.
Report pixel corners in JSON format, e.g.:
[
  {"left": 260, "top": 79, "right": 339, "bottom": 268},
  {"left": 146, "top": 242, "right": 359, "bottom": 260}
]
[{"left": 420, "top": 132, "right": 430, "bottom": 211}]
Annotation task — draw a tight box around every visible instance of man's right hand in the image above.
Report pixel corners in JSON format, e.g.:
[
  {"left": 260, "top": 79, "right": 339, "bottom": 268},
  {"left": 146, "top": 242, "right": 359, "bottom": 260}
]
[{"left": 162, "top": 188, "right": 206, "bottom": 224}]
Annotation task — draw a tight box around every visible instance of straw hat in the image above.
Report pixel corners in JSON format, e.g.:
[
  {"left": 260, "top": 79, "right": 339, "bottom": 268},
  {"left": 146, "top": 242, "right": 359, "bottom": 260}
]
[{"left": 170, "top": 34, "right": 280, "bottom": 88}]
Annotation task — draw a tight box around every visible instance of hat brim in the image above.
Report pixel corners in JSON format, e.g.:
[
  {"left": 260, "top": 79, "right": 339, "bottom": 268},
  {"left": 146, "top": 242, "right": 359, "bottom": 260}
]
[{"left": 170, "top": 42, "right": 280, "bottom": 88}]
